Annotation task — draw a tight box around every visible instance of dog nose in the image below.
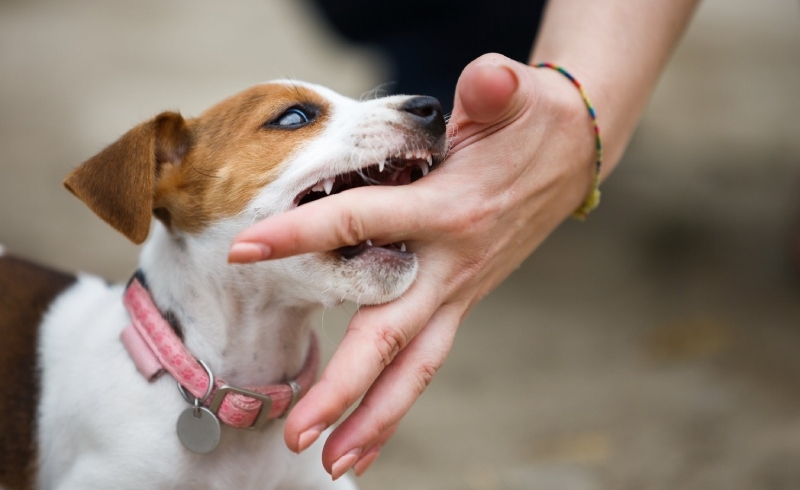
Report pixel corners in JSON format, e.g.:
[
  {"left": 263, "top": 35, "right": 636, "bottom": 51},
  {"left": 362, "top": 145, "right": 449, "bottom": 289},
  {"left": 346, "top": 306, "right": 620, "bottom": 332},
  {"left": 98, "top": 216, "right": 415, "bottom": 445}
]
[{"left": 400, "top": 96, "right": 446, "bottom": 136}]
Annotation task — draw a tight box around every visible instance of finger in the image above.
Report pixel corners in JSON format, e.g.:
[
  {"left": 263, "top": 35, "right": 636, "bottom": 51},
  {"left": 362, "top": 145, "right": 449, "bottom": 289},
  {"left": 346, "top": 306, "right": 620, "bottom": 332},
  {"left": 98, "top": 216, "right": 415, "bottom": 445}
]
[
  {"left": 229, "top": 184, "right": 429, "bottom": 263},
  {"left": 449, "top": 54, "right": 531, "bottom": 149},
  {"left": 283, "top": 276, "right": 443, "bottom": 453},
  {"left": 454, "top": 54, "right": 519, "bottom": 124},
  {"left": 322, "top": 302, "right": 462, "bottom": 478},
  {"left": 352, "top": 423, "right": 398, "bottom": 477}
]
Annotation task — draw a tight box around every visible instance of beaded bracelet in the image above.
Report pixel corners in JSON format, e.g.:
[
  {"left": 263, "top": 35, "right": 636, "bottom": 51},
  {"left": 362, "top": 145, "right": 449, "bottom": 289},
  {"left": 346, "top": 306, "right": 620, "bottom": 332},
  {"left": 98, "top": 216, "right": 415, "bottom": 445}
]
[{"left": 534, "top": 62, "right": 602, "bottom": 220}]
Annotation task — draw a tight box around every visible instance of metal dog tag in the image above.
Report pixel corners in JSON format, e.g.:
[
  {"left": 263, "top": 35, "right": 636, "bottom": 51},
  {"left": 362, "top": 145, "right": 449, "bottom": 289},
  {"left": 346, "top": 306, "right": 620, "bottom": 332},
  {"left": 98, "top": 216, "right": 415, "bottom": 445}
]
[{"left": 176, "top": 406, "right": 221, "bottom": 454}]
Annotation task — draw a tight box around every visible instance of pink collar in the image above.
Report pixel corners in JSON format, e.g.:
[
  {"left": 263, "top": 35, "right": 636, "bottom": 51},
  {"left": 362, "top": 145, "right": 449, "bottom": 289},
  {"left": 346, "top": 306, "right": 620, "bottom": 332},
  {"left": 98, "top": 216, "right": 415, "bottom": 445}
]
[{"left": 120, "top": 275, "right": 318, "bottom": 431}]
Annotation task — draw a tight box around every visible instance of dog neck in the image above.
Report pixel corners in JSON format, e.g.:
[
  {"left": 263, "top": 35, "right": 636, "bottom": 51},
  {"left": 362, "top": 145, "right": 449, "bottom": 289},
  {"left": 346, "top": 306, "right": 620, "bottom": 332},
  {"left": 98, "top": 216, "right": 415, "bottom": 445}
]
[{"left": 137, "top": 222, "right": 315, "bottom": 387}]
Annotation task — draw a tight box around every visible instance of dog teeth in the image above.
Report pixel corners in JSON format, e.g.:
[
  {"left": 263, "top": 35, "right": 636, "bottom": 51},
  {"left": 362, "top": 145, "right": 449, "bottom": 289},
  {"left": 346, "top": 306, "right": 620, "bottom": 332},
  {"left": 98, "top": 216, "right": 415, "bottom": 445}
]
[
  {"left": 304, "top": 148, "right": 434, "bottom": 202},
  {"left": 400, "top": 242, "right": 406, "bottom": 252},
  {"left": 366, "top": 239, "right": 373, "bottom": 246},
  {"left": 309, "top": 178, "right": 335, "bottom": 195},
  {"left": 322, "top": 178, "right": 334, "bottom": 195},
  {"left": 405, "top": 149, "right": 433, "bottom": 165}
]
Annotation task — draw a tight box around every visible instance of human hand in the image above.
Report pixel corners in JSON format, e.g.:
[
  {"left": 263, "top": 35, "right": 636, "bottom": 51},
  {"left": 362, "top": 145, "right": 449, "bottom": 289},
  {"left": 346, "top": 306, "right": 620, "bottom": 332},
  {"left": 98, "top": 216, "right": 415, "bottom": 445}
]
[{"left": 228, "top": 53, "right": 598, "bottom": 478}]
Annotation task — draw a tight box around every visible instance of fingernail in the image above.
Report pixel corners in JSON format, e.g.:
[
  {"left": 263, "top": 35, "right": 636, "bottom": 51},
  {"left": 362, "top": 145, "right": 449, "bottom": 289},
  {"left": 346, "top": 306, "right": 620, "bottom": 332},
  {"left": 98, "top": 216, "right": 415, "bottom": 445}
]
[
  {"left": 297, "top": 423, "right": 326, "bottom": 453},
  {"left": 228, "top": 242, "right": 270, "bottom": 263},
  {"left": 331, "top": 448, "right": 361, "bottom": 481},
  {"left": 353, "top": 445, "right": 381, "bottom": 476}
]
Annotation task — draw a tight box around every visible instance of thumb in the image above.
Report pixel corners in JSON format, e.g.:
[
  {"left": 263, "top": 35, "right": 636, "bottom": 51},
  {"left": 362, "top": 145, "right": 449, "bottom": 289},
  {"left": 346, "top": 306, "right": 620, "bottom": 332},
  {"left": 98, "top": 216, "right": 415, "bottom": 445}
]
[{"left": 451, "top": 53, "right": 527, "bottom": 127}]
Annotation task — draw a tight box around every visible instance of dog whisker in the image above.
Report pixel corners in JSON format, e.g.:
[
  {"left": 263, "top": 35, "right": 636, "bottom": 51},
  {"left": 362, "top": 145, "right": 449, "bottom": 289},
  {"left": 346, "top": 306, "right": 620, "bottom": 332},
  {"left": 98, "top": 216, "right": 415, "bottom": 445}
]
[
  {"left": 359, "top": 83, "right": 393, "bottom": 101},
  {"left": 319, "top": 307, "right": 336, "bottom": 347}
]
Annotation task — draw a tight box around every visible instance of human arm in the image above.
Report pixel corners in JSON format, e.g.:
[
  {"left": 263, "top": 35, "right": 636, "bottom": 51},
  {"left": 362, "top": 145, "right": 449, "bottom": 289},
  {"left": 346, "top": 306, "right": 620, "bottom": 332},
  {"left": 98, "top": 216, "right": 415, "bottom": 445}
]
[{"left": 229, "top": 0, "right": 700, "bottom": 478}]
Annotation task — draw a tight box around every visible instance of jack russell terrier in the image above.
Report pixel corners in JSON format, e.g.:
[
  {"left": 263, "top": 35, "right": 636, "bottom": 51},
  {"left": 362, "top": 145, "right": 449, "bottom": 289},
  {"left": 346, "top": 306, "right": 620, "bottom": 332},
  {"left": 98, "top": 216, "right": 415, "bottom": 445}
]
[{"left": 0, "top": 80, "right": 446, "bottom": 490}]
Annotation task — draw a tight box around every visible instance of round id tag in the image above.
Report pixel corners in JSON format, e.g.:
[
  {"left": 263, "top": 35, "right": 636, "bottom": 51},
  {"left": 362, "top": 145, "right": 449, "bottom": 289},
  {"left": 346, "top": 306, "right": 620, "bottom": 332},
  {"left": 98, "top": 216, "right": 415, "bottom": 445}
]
[{"left": 176, "top": 406, "right": 221, "bottom": 454}]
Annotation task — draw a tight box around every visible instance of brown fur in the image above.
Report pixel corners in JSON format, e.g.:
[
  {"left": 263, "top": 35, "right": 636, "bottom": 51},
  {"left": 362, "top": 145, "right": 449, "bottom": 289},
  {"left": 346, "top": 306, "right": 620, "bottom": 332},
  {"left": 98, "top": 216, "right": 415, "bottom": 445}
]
[
  {"left": 64, "top": 112, "right": 191, "bottom": 244},
  {"left": 65, "top": 83, "right": 330, "bottom": 243},
  {"left": 0, "top": 256, "right": 76, "bottom": 490}
]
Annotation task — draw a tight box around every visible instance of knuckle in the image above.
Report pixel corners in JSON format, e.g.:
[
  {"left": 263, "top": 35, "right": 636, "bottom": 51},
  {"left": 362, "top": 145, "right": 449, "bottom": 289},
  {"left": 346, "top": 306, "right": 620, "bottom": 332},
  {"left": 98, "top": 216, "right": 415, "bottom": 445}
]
[
  {"left": 410, "top": 359, "right": 441, "bottom": 395},
  {"left": 440, "top": 198, "right": 496, "bottom": 236},
  {"left": 354, "top": 401, "right": 397, "bottom": 441},
  {"left": 336, "top": 208, "right": 367, "bottom": 245},
  {"left": 285, "top": 227, "right": 305, "bottom": 254},
  {"left": 373, "top": 327, "right": 410, "bottom": 369},
  {"left": 318, "top": 373, "right": 362, "bottom": 413}
]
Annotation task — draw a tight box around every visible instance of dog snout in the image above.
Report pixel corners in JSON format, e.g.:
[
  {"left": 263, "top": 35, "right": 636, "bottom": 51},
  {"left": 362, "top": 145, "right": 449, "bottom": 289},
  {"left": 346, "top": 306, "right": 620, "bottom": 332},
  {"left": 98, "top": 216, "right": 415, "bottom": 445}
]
[{"left": 400, "top": 96, "right": 446, "bottom": 136}]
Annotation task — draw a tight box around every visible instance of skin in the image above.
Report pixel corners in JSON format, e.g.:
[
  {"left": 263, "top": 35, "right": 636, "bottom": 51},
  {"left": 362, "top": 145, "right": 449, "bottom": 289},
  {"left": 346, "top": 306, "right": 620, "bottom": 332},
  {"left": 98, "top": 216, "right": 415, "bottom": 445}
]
[{"left": 229, "top": 0, "right": 701, "bottom": 479}]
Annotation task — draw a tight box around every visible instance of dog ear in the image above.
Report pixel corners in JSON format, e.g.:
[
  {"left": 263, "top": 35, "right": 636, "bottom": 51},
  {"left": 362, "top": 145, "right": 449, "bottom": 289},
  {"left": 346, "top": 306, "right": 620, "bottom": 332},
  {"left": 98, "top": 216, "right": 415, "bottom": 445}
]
[{"left": 64, "top": 112, "right": 191, "bottom": 244}]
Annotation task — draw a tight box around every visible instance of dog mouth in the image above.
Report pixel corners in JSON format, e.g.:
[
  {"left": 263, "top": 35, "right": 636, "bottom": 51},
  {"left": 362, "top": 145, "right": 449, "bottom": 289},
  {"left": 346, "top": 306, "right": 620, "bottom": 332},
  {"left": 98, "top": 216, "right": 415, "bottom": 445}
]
[{"left": 294, "top": 148, "right": 442, "bottom": 259}]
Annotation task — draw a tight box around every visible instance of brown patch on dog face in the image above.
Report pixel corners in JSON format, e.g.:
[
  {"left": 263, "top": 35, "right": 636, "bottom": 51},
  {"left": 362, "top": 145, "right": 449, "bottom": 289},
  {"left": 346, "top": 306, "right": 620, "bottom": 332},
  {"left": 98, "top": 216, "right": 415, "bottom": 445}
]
[
  {"left": 0, "top": 256, "right": 76, "bottom": 490},
  {"left": 153, "top": 83, "right": 330, "bottom": 233},
  {"left": 65, "top": 82, "right": 329, "bottom": 242}
]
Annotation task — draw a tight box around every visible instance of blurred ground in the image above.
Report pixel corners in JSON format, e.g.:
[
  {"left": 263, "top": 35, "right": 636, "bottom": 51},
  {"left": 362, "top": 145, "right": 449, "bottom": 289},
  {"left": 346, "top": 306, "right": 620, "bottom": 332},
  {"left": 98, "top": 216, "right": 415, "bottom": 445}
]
[{"left": 1, "top": 1, "right": 799, "bottom": 489}]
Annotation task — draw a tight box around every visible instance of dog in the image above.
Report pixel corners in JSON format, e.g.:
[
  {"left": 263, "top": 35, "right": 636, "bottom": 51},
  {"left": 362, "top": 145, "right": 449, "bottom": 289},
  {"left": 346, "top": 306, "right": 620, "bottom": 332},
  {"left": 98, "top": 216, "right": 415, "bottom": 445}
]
[{"left": 0, "top": 80, "right": 446, "bottom": 490}]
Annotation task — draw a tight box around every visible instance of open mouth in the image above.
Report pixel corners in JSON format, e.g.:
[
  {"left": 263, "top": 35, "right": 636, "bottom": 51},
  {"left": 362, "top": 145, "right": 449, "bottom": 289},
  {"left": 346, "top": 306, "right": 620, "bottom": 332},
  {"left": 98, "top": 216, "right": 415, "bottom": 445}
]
[{"left": 294, "top": 148, "right": 442, "bottom": 259}]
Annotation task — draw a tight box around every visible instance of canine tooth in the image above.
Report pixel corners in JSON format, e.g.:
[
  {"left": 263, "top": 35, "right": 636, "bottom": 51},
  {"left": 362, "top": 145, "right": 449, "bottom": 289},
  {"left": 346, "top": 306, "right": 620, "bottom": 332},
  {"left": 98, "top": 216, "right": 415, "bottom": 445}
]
[
  {"left": 418, "top": 161, "right": 429, "bottom": 176},
  {"left": 400, "top": 242, "right": 406, "bottom": 252},
  {"left": 379, "top": 160, "right": 385, "bottom": 172},
  {"left": 323, "top": 178, "right": 334, "bottom": 195},
  {"left": 426, "top": 155, "right": 433, "bottom": 166},
  {"left": 366, "top": 239, "right": 373, "bottom": 246}
]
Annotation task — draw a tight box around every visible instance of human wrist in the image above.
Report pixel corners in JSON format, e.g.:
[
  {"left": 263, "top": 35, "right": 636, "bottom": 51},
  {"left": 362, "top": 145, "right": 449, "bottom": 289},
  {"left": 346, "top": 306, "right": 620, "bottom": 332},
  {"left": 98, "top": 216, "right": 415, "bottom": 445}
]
[
  {"left": 529, "top": 59, "right": 625, "bottom": 178},
  {"left": 529, "top": 0, "right": 700, "bottom": 177},
  {"left": 525, "top": 64, "right": 600, "bottom": 218},
  {"left": 533, "top": 63, "right": 602, "bottom": 219}
]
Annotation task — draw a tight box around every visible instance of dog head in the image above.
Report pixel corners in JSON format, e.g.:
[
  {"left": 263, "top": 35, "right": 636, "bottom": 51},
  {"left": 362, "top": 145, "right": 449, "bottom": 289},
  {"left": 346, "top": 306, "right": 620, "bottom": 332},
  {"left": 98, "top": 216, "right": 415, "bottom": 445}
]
[{"left": 65, "top": 81, "right": 446, "bottom": 305}]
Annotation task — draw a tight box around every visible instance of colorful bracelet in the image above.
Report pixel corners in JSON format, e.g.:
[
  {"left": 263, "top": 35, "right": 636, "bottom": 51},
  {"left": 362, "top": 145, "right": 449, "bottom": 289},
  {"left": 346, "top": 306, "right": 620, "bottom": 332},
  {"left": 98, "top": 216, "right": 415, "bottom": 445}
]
[{"left": 534, "top": 62, "right": 602, "bottom": 220}]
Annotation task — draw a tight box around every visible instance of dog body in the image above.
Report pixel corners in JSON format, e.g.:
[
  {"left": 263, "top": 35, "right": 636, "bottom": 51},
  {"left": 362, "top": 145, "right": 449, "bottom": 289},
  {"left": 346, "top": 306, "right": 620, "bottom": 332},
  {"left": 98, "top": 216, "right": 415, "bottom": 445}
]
[{"left": 0, "top": 81, "right": 445, "bottom": 489}]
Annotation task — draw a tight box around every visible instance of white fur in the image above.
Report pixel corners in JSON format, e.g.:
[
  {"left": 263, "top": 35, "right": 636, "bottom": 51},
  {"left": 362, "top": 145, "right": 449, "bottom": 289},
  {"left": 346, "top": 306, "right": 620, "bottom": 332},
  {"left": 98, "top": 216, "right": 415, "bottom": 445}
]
[{"left": 34, "top": 81, "right": 442, "bottom": 489}]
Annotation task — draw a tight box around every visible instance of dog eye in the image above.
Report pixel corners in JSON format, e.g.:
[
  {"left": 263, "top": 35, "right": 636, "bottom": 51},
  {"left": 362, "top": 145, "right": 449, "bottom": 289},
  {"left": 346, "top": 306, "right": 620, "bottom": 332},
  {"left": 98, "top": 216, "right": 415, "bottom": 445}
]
[{"left": 272, "top": 108, "right": 310, "bottom": 128}]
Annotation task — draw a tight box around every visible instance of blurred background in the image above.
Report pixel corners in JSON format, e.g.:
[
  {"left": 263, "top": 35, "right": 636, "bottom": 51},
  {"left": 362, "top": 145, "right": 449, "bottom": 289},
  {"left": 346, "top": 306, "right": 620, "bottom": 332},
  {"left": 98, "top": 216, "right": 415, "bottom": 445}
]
[{"left": 1, "top": 1, "right": 799, "bottom": 488}]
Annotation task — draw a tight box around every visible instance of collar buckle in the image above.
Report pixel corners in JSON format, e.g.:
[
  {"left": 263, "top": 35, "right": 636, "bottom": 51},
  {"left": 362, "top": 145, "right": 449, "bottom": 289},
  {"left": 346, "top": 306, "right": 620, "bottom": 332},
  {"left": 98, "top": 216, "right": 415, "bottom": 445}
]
[
  {"left": 209, "top": 385, "right": 273, "bottom": 431},
  {"left": 279, "top": 380, "right": 301, "bottom": 419}
]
